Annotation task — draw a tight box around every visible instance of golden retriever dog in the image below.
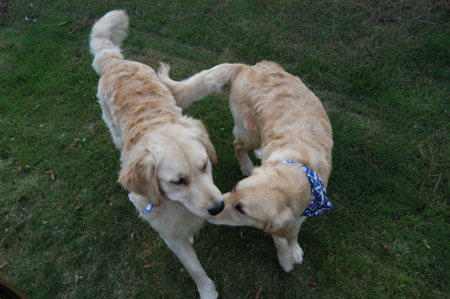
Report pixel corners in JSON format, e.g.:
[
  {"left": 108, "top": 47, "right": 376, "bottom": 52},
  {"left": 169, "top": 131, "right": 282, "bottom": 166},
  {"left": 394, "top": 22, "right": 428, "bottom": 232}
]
[
  {"left": 89, "top": 10, "right": 224, "bottom": 299},
  {"left": 158, "top": 61, "right": 334, "bottom": 272}
]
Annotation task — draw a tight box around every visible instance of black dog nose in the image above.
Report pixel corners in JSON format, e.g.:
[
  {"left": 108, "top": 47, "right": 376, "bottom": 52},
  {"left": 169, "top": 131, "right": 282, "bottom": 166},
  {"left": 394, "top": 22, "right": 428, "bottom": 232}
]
[{"left": 208, "top": 201, "right": 225, "bottom": 216}]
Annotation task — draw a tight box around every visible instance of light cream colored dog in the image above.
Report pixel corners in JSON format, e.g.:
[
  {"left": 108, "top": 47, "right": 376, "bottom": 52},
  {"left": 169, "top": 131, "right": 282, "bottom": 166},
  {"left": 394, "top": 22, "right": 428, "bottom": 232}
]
[
  {"left": 89, "top": 10, "right": 224, "bottom": 299},
  {"left": 158, "top": 60, "right": 333, "bottom": 272}
]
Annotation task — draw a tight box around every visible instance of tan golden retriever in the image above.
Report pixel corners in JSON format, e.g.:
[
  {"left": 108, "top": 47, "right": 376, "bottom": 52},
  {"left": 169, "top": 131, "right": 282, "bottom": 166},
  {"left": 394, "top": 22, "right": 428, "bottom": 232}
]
[
  {"left": 89, "top": 10, "right": 223, "bottom": 299},
  {"left": 158, "top": 61, "right": 333, "bottom": 272}
]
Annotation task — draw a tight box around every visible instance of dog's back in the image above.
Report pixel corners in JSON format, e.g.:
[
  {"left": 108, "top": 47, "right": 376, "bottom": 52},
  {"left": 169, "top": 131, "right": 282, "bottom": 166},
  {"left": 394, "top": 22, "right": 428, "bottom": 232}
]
[
  {"left": 233, "top": 62, "right": 332, "bottom": 165},
  {"left": 89, "top": 10, "right": 181, "bottom": 151},
  {"left": 159, "top": 60, "right": 333, "bottom": 183}
]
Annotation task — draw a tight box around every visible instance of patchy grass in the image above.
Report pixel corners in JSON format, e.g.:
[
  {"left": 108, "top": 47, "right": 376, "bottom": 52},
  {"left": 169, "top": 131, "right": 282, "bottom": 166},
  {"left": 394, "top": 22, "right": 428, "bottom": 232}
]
[{"left": 0, "top": 0, "right": 449, "bottom": 298}]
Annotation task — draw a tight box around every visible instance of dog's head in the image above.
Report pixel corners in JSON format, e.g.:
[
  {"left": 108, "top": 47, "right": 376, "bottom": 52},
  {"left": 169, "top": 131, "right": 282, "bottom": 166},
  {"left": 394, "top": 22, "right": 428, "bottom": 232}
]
[
  {"left": 118, "top": 121, "right": 224, "bottom": 218},
  {"left": 208, "top": 164, "right": 312, "bottom": 238}
]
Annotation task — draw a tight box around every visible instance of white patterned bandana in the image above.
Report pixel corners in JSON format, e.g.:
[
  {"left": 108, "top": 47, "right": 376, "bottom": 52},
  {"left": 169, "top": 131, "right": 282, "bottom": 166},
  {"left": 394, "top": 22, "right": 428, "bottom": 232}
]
[
  {"left": 279, "top": 160, "right": 333, "bottom": 217},
  {"left": 141, "top": 202, "right": 154, "bottom": 215}
]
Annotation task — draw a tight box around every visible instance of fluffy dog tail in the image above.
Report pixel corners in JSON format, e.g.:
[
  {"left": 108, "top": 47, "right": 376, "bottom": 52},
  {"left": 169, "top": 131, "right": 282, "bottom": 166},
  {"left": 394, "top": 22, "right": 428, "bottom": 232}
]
[
  {"left": 158, "top": 63, "right": 246, "bottom": 108},
  {"left": 89, "top": 10, "right": 129, "bottom": 75}
]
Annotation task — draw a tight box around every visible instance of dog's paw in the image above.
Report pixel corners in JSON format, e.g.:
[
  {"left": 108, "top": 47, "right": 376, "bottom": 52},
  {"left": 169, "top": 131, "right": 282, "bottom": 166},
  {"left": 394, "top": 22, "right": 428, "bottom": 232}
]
[
  {"left": 292, "top": 244, "right": 304, "bottom": 264},
  {"left": 199, "top": 290, "right": 218, "bottom": 299},
  {"left": 240, "top": 159, "right": 253, "bottom": 176},
  {"left": 277, "top": 252, "right": 295, "bottom": 272},
  {"left": 198, "top": 280, "right": 218, "bottom": 299},
  {"left": 279, "top": 257, "right": 295, "bottom": 272},
  {"left": 241, "top": 165, "right": 253, "bottom": 176},
  {"left": 254, "top": 147, "right": 263, "bottom": 159}
]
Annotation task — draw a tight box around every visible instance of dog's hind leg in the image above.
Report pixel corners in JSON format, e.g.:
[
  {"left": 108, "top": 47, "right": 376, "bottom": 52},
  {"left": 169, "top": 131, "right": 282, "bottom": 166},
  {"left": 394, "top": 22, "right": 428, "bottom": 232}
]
[
  {"left": 163, "top": 237, "right": 218, "bottom": 299},
  {"left": 233, "top": 139, "right": 253, "bottom": 176},
  {"left": 230, "top": 99, "right": 261, "bottom": 176}
]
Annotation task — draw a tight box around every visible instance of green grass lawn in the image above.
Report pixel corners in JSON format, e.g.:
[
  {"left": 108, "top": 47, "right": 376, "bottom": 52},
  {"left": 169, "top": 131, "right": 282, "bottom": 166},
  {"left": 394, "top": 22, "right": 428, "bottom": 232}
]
[{"left": 1, "top": 0, "right": 449, "bottom": 298}]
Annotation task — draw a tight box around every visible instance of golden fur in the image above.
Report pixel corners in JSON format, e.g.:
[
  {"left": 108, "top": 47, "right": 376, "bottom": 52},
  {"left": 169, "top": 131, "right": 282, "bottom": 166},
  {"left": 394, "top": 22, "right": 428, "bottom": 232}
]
[
  {"left": 158, "top": 60, "right": 333, "bottom": 272},
  {"left": 90, "top": 10, "right": 223, "bottom": 299}
]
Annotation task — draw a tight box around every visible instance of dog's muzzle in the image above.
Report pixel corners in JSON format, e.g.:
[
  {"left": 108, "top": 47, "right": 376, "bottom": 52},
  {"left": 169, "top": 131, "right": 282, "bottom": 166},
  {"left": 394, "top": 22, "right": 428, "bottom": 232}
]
[{"left": 208, "top": 201, "right": 225, "bottom": 216}]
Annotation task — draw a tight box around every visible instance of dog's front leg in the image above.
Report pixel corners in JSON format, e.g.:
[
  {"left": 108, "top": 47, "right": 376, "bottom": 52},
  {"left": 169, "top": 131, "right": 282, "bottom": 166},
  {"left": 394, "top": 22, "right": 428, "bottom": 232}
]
[
  {"left": 163, "top": 237, "right": 218, "bottom": 299},
  {"left": 272, "top": 235, "right": 296, "bottom": 272},
  {"left": 286, "top": 216, "right": 307, "bottom": 265},
  {"left": 272, "top": 216, "right": 307, "bottom": 272}
]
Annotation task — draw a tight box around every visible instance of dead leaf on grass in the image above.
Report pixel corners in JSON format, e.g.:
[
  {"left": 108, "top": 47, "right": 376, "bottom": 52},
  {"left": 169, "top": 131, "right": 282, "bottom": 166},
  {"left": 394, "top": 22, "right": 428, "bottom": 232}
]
[
  {"left": 73, "top": 138, "right": 81, "bottom": 147},
  {"left": 143, "top": 264, "right": 152, "bottom": 269},
  {"left": 9, "top": 162, "right": 22, "bottom": 171},
  {"left": 255, "top": 283, "right": 263, "bottom": 299},
  {"left": 102, "top": 191, "right": 111, "bottom": 194},
  {"left": 380, "top": 241, "right": 393, "bottom": 252},
  {"left": 75, "top": 205, "right": 83, "bottom": 210},
  {"left": 0, "top": 262, "right": 8, "bottom": 269},
  {"left": 422, "top": 240, "right": 431, "bottom": 249},
  {"left": 44, "top": 170, "right": 55, "bottom": 181},
  {"left": 90, "top": 129, "right": 100, "bottom": 135}
]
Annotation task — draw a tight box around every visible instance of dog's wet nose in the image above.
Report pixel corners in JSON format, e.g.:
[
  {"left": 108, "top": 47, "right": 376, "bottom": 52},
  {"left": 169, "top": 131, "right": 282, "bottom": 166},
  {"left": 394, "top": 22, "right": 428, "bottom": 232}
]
[{"left": 208, "top": 201, "right": 225, "bottom": 216}]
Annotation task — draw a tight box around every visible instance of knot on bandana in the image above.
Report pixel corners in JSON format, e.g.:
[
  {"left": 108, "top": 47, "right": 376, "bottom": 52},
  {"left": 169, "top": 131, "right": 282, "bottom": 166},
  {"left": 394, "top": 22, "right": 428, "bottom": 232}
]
[
  {"left": 141, "top": 202, "right": 154, "bottom": 215},
  {"left": 279, "top": 160, "right": 333, "bottom": 217}
]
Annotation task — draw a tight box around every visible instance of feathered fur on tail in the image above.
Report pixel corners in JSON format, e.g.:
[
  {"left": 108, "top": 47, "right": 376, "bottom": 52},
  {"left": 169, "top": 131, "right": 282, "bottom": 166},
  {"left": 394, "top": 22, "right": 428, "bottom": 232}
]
[
  {"left": 158, "top": 63, "right": 246, "bottom": 108},
  {"left": 89, "top": 10, "right": 129, "bottom": 74}
]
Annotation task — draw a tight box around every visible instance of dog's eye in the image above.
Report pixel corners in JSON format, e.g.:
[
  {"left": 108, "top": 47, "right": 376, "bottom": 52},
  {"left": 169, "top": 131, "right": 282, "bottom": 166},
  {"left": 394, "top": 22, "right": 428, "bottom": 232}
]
[
  {"left": 172, "top": 177, "right": 187, "bottom": 185},
  {"left": 235, "top": 204, "right": 245, "bottom": 215},
  {"left": 202, "top": 162, "right": 208, "bottom": 172}
]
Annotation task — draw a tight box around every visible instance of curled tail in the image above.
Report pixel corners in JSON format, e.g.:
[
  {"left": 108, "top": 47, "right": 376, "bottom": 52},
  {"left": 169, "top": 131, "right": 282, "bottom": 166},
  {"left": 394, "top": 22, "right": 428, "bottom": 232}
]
[
  {"left": 89, "top": 10, "right": 129, "bottom": 74},
  {"left": 158, "top": 63, "right": 246, "bottom": 108}
]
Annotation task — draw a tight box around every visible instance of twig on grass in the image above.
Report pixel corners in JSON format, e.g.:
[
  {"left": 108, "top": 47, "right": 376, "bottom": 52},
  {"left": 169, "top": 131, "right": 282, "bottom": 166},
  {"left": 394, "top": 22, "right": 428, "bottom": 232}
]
[
  {"left": 394, "top": 182, "right": 414, "bottom": 194},
  {"left": 69, "top": 16, "right": 89, "bottom": 35},
  {"left": 255, "top": 283, "right": 263, "bottom": 299},
  {"left": 70, "top": 249, "right": 85, "bottom": 269},
  {"left": 432, "top": 173, "right": 442, "bottom": 194},
  {"left": 406, "top": 223, "right": 424, "bottom": 232},
  {"left": 32, "top": 273, "right": 51, "bottom": 291}
]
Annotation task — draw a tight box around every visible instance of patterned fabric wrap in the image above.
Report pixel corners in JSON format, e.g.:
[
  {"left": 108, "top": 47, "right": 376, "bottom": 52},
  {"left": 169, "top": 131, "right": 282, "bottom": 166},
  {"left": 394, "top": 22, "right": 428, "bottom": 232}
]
[
  {"left": 141, "top": 202, "right": 154, "bottom": 215},
  {"left": 279, "top": 160, "right": 333, "bottom": 217}
]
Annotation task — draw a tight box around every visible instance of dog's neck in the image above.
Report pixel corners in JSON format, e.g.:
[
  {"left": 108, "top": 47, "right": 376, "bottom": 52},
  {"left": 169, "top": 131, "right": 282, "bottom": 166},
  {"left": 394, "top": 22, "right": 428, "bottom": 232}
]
[
  {"left": 265, "top": 148, "right": 308, "bottom": 167},
  {"left": 123, "top": 117, "right": 180, "bottom": 153},
  {"left": 264, "top": 148, "right": 331, "bottom": 188}
]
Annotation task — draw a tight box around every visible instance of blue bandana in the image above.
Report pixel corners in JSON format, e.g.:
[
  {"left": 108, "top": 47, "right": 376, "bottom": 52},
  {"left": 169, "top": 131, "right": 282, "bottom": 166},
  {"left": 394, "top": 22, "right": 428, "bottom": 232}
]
[
  {"left": 279, "top": 160, "right": 333, "bottom": 217},
  {"left": 141, "top": 202, "right": 154, "bottom": 215}
]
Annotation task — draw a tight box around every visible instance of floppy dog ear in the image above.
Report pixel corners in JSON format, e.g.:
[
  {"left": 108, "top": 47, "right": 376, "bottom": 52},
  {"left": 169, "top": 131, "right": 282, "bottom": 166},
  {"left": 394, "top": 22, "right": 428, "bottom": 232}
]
[
  {"left": 182, "top": 118, "right": 218, "bottom": 164},
  {"left": 118, "top": 149, "right": 161, "bottom": 207},
  {"left": 199, "top": 133, "right": 217, "bottom": 164}
]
